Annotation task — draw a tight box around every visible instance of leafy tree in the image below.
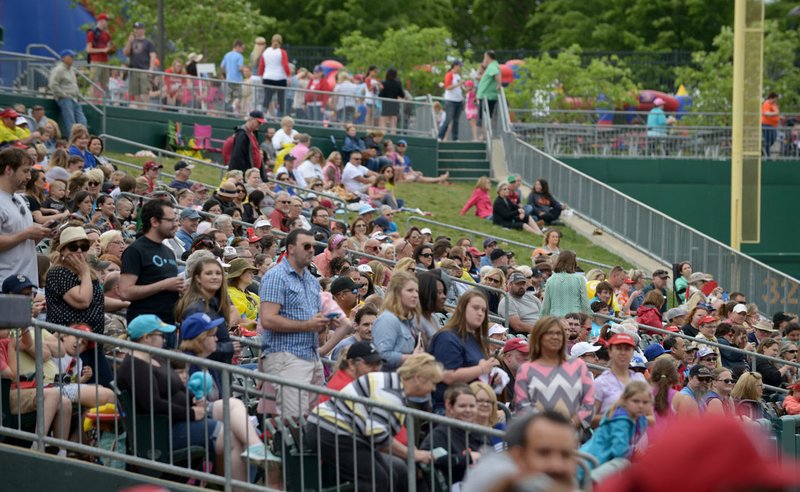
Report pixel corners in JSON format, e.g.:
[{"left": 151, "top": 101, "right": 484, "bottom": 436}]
[
  {"left": 676, "top": 21, "right": 800, "bottom": 118},
  {"left": 335, "top": 26, "right": 460, "bottom": 94},
  {"left": 504, "top": 45, "right": 640, "bottom": 120},
  {"left": 77, "top": 0, "right": 275, "bottom": 66}
]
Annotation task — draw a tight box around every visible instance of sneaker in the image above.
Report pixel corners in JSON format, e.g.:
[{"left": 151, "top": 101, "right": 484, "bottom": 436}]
[{"left": 241, "top": 443, "right": 267, "bottom": 464}]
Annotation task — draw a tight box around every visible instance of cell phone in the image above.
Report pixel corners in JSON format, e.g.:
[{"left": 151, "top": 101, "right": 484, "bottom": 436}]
[
  {"left": 326, "top": 312, "right": 340, "bottom": 319},
  {"left": 47, "top": 220, "right": 61, "bottom": 229}
]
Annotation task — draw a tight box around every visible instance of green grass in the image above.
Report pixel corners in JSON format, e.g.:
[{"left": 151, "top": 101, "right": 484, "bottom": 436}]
[
  {"left": 107, "top": 151, "right": 630, "bottom": 270},
  {"left": 395, "top": 181, "right": 632, "bottom": 270}
]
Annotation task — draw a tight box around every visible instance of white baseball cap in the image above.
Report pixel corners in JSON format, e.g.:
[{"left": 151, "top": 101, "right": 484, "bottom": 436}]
[
  {"left": 570, "top": 341, "right": 601, "bottom": 359},
  {"left": 420, "top": 228, "right": 432, "bottom": 235},
  {"left": 488, "top": 323, "right": 508, "bottom": 337},
  {"left": 732, "top": 304, "right": 747, "bottom": 314}
]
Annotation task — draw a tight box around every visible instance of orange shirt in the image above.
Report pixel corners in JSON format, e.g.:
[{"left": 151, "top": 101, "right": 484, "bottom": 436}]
[{"left": 761, "top": 100, "right": 779, "bottom": 127}]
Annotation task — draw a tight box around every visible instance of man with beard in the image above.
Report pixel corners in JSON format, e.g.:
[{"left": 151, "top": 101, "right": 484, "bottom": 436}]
[{"left": 0, "top": 148, "right": 52, "bottom": 286}]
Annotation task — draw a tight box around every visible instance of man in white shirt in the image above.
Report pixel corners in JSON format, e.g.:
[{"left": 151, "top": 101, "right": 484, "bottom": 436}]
[{"left": 341, "top": 151, "right": 375, "bottom": 196}]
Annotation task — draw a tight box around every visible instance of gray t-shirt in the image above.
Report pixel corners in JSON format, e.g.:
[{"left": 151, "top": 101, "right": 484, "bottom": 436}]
[
  {"left": 502, "top": 291, "right": 542, "bottom": 326},
  {"left": 0, "top": 191, "right": 38, "bottom": 287}
]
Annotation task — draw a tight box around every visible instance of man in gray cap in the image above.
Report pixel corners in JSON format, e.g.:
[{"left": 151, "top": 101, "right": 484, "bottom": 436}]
[
  {"left": 176, "top": 207, "right": 201, "bottom": 251},
  {"left": 48, "top": 49, "right": 87, "bottom": 132},
  {"left": 502, "top": 271, "right": 543, "bottom": 334}
]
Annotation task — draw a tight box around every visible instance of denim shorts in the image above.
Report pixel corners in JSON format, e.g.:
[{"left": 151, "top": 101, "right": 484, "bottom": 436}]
[{"left": 172, "top": 418, "right": 221, "bottom": 454}]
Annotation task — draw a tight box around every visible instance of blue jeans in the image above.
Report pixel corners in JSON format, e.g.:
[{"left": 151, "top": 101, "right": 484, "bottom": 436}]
[
  {"left": 57, "top": 97, "right": 87, "bottom": 134},
  {"left": 438, "top": 100, "right": 463, "bottom": 140},
  {"left": 762, "top": 126, "right": 777, "bottom": 158}
]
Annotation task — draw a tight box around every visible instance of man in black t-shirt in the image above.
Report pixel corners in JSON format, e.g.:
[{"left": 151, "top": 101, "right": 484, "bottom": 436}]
[
  {"left": 119, "top": 199, "right": 184, "bottom": 347},
  {"left": 122, "top": 21, "right": 156, "bottom": 105}
]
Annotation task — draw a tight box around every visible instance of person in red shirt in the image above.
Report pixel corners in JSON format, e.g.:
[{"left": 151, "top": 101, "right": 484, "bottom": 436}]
[
  {"left": 761, "top": 92, "right": 780, "bottom": 158},
  {"left": 305, "top": 65, "right": 332, "bottom": 123},
  {"left": 86, "top": 13, "right": 113, "bottom": 92},
  {"left": 269, "top": 191, "right": 291, "bottom": 231},
  {"left": 318, "top": 341, "right": 383, "bottom": 404}
]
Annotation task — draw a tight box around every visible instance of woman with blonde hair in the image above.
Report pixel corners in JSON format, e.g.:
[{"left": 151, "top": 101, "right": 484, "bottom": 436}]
[
  {"left": 67, "top": 125, "right": 97, "bottom": 169},
  {"left": 99, "top": 229, "right": 125, "bottom": 259},
  {"left": 480, "top": 267, "right": 506, "bottom": 315},
  {"left": 732, "top": 371, "right": 765, "bottom": 419},
  {"left": 258, "top": 33, "right": 291, "bottom": 116},
  {"left": 175, "top": 251, "right": 236, "bottom": 367},
  {"left": 371, "top": 271, "right": 422, "bottom": 370},
  {"left": 250, "top": 36, "right": 266, "bottom": 71},
  {"left": 394, "top": 257, "right": 418, "bottom": 275},
  {"left": 322, "top": 150, "right": 343, "bottom": 188},
  {"left": 460, "top": 175, "right": 493, "bottom": 219}
]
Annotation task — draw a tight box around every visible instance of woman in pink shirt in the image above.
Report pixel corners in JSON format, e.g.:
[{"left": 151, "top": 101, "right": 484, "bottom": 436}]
[{"left": 460, "top": 176, "right": 492, "bottom": 219}]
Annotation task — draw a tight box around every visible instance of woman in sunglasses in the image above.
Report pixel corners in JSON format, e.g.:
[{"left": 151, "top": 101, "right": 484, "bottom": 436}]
[
  {"left": 705, "top": 367, "right": 735, "bottom": 416},
  {"left": 45, "top": 227, "right": 112, "bottom": 386},
  {"left": 412, "top": 244, "right": 434, "bottom": 271}
]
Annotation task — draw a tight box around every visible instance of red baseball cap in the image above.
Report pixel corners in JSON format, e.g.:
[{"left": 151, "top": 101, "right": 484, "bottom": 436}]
[
  {"left": 503, "top": 338, "right": 529, "bottom": 354},
  {"left": 143, "top": 161, "right": 162, "bottom": 173},
  {"left": 97, "top": 13, "right": 109, "bottom": 21},
  {"left": 608, "top": 333, "right": 637, "bottom": 348},
  {"left": 247, "top": 235, "right": 261, "bottom": 244},
  {"left": 623, "top": 277, "right": 636, "bottom": 285},
  {"left": 319, "top": 198, "right": 334, "bottom": 209},
  {"left": 466, "top": 246, "right": 485, "bottom": 257},
  {"left": 71, "top": 323, "right": 95, "bottom": 349},
  {"left": 698, "top": 315, "right": 717, "bottom": 326},
  {"left": 0, "top": 108, "right": 20, "bottom": 119}
]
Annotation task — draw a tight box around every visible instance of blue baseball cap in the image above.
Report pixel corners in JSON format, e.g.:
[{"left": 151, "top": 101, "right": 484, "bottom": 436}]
[
  {"left": 181, "top": 313, "right": 224, "bottom": 341},
  {"left": 358, "top": 204, "right": 378, "bottom": 216},
  {"left": 397, "top": 139, "right": 408, "bottom": 147},
  {"left": 60, "top": 49, "right": 77, "bottom": 58},
  {"left": 127, "top": 314, "right": 176, "bottom": 340},
  {"left": 2, "top": 274, "right": 35, "bottom": 294},
  {"left": 643, "top": 343, "right": 667, "bottom": 361}
]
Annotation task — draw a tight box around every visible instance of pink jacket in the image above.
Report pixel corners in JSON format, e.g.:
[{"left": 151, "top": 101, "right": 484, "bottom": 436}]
[{"left": 460, "top": 187, "right": 492, "bottom": 218}]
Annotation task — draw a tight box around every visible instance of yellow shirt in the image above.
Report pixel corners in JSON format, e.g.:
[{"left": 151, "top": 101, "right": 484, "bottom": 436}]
[
  {"left": 228, "top": 286, "right": 260, "bottom": 321},
  {"left": 586, "top": 280, "right": 621, "bottom": 314},
  {"left": 0, "top": 124, "right": 29, "bottom": 144}
]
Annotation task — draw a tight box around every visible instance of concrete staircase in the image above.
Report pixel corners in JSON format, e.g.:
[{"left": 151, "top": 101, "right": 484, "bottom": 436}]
[{"left": 437, "top": 141, "right": 491, "bottom": 181}]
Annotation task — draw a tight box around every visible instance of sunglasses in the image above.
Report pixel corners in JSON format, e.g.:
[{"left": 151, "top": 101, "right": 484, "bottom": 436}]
[
  {"left": 88, "top": 181, "right": 100, "bottom": 186},
  {"left": 419, "top": 253, "right": 433, "bottom": 258},
  {"left": 698, "top": 377, "right": 713, "bottom": 382},
  {"left": 717, "top": 378, "right": 734, "bottom": 384},
  {"left": 11, "top": 195, "right": 27, "bottom": 216},
  {"left": 701, "top": 356, "right": 718, "bottom": 361},
  {"left": 66, "top": 242, "right": 90, "bottom": 252},
  {"left": 302, "top": 243, "right": 314, "bottom": 250},
  {"left": 785, "top": 350, "right": 798, "bottom": 354}
]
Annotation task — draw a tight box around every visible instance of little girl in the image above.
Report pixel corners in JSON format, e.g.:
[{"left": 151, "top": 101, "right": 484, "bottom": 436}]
[
  {"left": 580, "top": 380, "right": 650, "bottom": 473},
  {"left": 464, "top": 80, "right": 478, "bottom": 141},
  {"left": 368, "top": 175, "right": 398, "bottom": 209}
]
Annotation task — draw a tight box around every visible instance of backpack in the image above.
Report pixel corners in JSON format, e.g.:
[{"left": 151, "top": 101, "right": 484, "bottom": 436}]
[{"left": 86, "top": 27, "right": 103, "bottom": 64}]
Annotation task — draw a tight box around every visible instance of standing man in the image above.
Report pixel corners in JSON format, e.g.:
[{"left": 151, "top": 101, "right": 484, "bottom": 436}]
[
  {"left": 476, "top": 50, "right": 501, "bottom": 137},
  {"left": 503, "top": 272, "right": 543, "bottom": 334},
  {"left": 438, "top": 61, "right": 464, "bottom": 141},
  {"left": 86, "top": 13, "right": 113, "bottom": 91},
  {"left": 168, "top": 160, "right": 195, "bottom": 190},
  {"left": 123, "top": 22, "right": 156, "bottom": 106},
  {"left": 259, "top": 229, "right": 337, "bottom": 416},
  {"left": 119, "top": 199, "right": 184, "bottom": 347},
  {"left": 0, "top": 148, "right": 52, "bottom": 287},
  {"left": 761, "top": 92, "right": 780, "bottom": 158},
  {"left": 221, "top": 40, "right": 246, "bottom": 113},
  {"left": 228, "top": 111, "right": 265, "bottom": 174},
  {"left": 48, "top": 50, "right": 88, "bottom": 134}
]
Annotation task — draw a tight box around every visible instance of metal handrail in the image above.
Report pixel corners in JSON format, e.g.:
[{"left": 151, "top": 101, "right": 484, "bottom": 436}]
[
  {"left": 593, "top": 312, "right": 800, "bottom": 371},
  {"left": 496, "top": 88, "right": 800, "bottom": 315},
  {"left": 405, "top": 216, "right": 613, "bottom": 269}
]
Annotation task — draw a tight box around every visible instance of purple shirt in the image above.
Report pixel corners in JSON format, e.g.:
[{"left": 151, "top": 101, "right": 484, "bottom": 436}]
[{"left": 593, "top": 369, "right": 647, "bottom": 414}]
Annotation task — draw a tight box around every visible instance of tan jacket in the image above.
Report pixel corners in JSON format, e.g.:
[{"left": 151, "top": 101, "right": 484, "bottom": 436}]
[{"left": 48, "top": 61, "right": 81, "bottom": 99}]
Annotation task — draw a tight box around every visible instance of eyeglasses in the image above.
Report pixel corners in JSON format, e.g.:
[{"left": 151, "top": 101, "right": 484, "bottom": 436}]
[
  {"left": 65, "top": 242, "right": 90, "bottom": 252},
  {"left": 476, "top": 399, "right": 492, "bottom": 405},
  {"left": 279, "top": 200, "right": 291, "bottom": 204},
  {"left": 109, "top": 240, "right": 125, "bottom": 245},
  {"left": 786, "top": 350, "right": 798, "bottom": 354},
  {"left": 302, "top": 243, "right": 314, "bottom": 250},
  {"left": 159, "top": 217, "right": 177, "bottom": 223},
  {"left": 485, "top": 277, "right": 501, "bottom": 284},
  {"left": 701, "top": 356, "right": 718, "bottom": 362},
  {"left": 697, "top": 377, "right": 713, "bottom": 383},
  {"left": 717, "top": 378, "right": 734, "bottom": 384}
]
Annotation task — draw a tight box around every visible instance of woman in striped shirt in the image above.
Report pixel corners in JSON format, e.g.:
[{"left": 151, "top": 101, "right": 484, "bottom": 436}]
[{"left": 306, "top": 353, "right": 443, "bottom": 491}]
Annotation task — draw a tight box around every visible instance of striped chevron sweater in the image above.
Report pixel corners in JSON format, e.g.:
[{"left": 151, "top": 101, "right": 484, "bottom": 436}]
[{"left": 513, "top": 358, "right": 595, "bottom": 428}]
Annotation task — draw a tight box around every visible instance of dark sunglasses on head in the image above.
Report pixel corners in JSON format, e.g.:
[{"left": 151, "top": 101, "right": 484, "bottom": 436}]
[{"left": 66, "top": 242, "right": 90, "bottom": 252}]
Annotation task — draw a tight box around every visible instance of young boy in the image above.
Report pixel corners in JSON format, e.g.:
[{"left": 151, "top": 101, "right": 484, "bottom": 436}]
[
  {"left": 46, "top": 325, "right": 115, "bottom": 408},
  {"left": 42, "top": 179, "right": 67, "bottom": 214}
]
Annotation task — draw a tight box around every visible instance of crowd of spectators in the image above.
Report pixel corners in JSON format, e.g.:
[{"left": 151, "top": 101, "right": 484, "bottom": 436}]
[{"left": 0, "top": 87, "right": 798, "bottom": 490}]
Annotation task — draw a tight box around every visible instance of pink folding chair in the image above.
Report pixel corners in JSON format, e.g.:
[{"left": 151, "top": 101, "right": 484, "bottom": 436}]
[{"left": 192, "top": 124, "right": 224, "bottom": 154}]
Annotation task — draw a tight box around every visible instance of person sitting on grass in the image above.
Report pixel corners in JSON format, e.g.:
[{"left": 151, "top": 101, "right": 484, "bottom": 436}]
[
  {"left": 492, "top": 181, "right": 544, "bottom": 237},
  {"left": 460, "top": 176, "right": 493, "bottom": 219}
]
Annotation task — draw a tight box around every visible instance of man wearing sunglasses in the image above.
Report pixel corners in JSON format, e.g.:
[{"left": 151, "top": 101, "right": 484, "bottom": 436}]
[
  {"left": 674, "top": 365, "right": 713, "bottom": 415},
  {"left": 269, "top": 191, "right": 291, "bottom": 231},
  {"left": 0, "top": 148, "right": 54, "bottom": 288},
  {"left": 259, "top": 229, "right": 347, "bottom": 416}
]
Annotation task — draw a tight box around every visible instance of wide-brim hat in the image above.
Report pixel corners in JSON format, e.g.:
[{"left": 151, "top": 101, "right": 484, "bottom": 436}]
[
  {"left": 226, "top": 258, "right": 258, "bottom": 279},
  {"left": 58, "top": 226, "right": 89, "bottom": 250}
]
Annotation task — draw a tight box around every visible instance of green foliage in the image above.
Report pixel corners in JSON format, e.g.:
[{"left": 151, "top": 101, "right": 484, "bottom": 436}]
[
  {"left": 76, "top": 0, "right": 276, "bottom": 66},
  {"left": 504, "top": 46, "right": 640, "bottom": 118},
  {"left": 335, "top": 26, "right": 460, "bottom": 94},
  {"left": 676, "top": 21, "right": 800, "bottom": 116}
]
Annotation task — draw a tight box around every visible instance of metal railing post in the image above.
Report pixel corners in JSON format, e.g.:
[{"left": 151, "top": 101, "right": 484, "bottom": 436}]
[
  {"left": 33, "top": 324, "right": 45, "bottom": 452},
  {"left": 222, "top": 370, "right": 232, "bottom": 492}
]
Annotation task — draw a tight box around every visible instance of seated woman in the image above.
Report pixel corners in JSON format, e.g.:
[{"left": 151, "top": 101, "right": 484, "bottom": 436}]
[
  {"left": 306, "top": 353, "right": 442, "bottom": 491},
  {"left": 731, "top": 371, "right": 765, "bottom": 420},
  {"left": 530, "top": 229, "right": 561, "bottom": 260},
  {"left": 492, "top": 181, "right": 543, "bottom": 236},
  {"left": 226, "top": 258, "right": 260, "bottom": 332},
  {"left": 470, "top": 380, "right": 506, "bottom": 451},
  {"left": 525, "top": 178, "right": 563, "bottom": 225},
  {"left": 430, "top": 291, "right": 500, "bottom": 414},
  {"left": 421, "top": 384, "right": 486, "bottom": 485},
  {"left": 372, "top": 272, "right": 423, "bottom": 371},
  {"left": 119, "top": 314, "right": 266, "bottom": 485}
]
